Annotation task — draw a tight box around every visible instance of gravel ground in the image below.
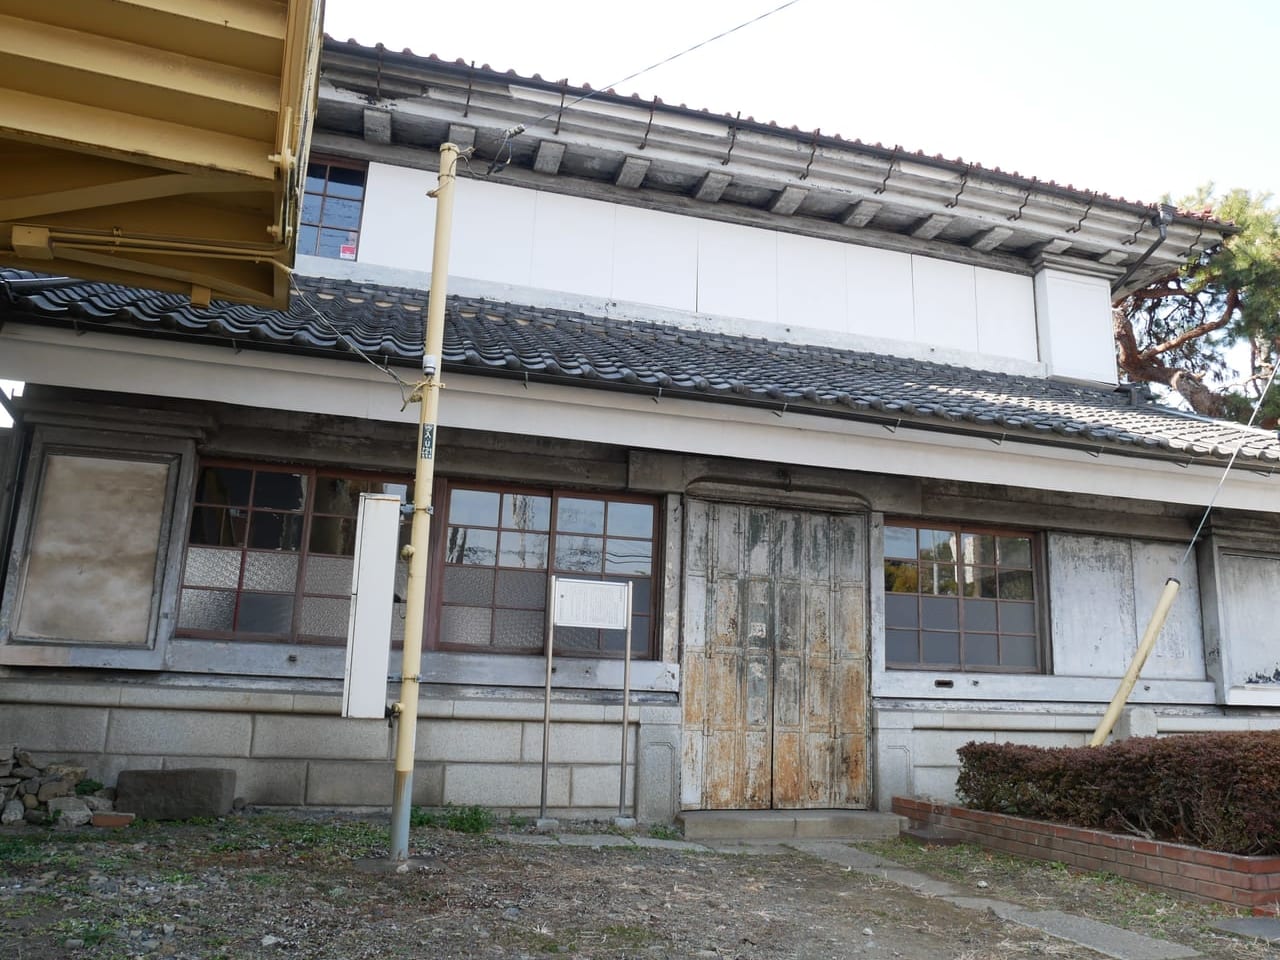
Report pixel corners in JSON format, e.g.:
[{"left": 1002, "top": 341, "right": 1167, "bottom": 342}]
[{"left": 0, "top": 812, "right": 1271, "bottom": 960}]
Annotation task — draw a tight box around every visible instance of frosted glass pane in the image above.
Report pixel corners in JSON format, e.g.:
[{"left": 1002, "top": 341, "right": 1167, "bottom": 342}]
[
  {"left": 443, "top": 566, "right": 494, "bottom": 605},
  {"left": 1003, "top": 634, "right": 1039, "bottom": 668},
  {"left": 495, "top": 569, "right": 547, "bottom": 608},
  {"left": 494, "top": 609, "right": 544, "bottom": 649},
  {"left": 498, "top": 531, "right": 548, "bottom": 569},
  {"left": 178, "top": 589, "right": 235, "bottom": 631},
  {"left": 921, "top": 631, "right": 959, "bottom": 665},
  {"left": 966, "top": 633, "right": 999, "bottom": 666},
  {"left": 1000, "top": 601, "right": 1036, "bottom": 634},
  {"left": 244, "top": 552, "right": 298, "bottom": 592},
  {"left": 304, "top": 555, "right": 354, "bottom": 595},
  {"left": 503, "top": 494, "right": 550, "bottom": 531},
  {"left": 885, "top": 629, "right": 918, "bottom": 664},
  {"left": 300, "top": 596, "right": 350, "bottom": 638},
  {"left": 555, "top": 535, "right": 603, "bottom": 573},
  {"left": 446, "top": 527, "right": 496, "bottom": 565},
  {"left": 605, "top": 538, "right": 650, "bottom": 575},
  {"left": 237, "top": 592, "right": 294, "bottom": 634},
  {"left": 885, "top": 594, "right": 918, "bottom": 628},
  {"left": 963, "top": 599, "right": 997, "bottom": 632},
  {"left": 184, "top": 547, "right": 240, "bottom": 588},
  {"left": 557, "top": 626, "right": 598, "bottom": 651},
  {"left": 922, "top": 597, "right": 958, "bottom": 630},
  {"left": 441, "top": 605, "right": 491, "bottom": 646},
  {"left": 607, "top": 502, "right": 653, "bottom": 538}
]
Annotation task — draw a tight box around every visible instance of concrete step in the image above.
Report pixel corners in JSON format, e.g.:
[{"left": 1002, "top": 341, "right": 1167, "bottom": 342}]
[{"left": 676, "top": 809, "right": 905, "bottom": 842}]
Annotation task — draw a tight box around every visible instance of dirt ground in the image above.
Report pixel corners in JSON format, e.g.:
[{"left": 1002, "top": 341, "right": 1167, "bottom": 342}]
[{"left": 0, "top": 812, "right": 1273, "bottom": 960}]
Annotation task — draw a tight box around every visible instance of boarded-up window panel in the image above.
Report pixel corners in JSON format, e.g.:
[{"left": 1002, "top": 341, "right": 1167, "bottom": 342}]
[{"left": 16, "top": 454, "right": 170, "bottom": 645}]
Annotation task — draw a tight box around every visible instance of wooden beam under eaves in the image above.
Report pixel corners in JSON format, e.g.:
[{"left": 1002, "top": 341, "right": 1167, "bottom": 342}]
[
  {"left": 969, "top": 225, "right": 1013, "bottom": 252},
  {"left": 615, "top": 156, "right": 650, "bottom": 189},
  {"left": 447, "top": 124, "right": 476, "bottom": 153},
  {"left": 769, "top": 185, "right": 806, "bottom": 216},
  {"left": 363, "top": 107, "right": 391, "bottom": 144},
  {"left": 694, "top": 171, "right": 731, "bottom": 203},
  {"left": 911, "top": 213, "right": 953, "bottom": 240},
  {"left": 840, "top": 199, "right": 880, "bottom": 228},
  {"left": 533, "top": 140, "right": 565, "bottom": 175}
]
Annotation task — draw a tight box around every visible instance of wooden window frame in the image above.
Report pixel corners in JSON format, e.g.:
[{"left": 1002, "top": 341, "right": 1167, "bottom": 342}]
[
  {"left": 176, "top": 460, "right": 410, "bottom": 646},
  {"left": 299, "top": 158, "right": 368, "bottom": 261},
  {"left": 882, "top": 519, "right": 1045, "bottom": 674},
  {"left": 428, "top": 478, "right": 661, "bottom": 660}
]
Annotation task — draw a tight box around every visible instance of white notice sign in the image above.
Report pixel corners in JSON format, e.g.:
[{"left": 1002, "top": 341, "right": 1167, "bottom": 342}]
[{"left": 553, "top": 578, "right": 629, "bottom": 630}]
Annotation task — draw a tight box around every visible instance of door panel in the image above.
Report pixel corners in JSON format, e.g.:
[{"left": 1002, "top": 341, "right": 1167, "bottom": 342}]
[{"left": 681, "top": 501, "right": 869, "bottom": 810}]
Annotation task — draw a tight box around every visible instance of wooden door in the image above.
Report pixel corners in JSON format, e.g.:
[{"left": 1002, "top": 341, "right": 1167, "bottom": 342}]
[{"left": 681, "top": 501, "right": 868, "bottom": 810}]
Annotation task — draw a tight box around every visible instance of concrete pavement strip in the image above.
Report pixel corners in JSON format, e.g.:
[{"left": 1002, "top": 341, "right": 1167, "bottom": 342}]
[{"left": 1209, "top": 918, "right": 1280, "bottom": 944}]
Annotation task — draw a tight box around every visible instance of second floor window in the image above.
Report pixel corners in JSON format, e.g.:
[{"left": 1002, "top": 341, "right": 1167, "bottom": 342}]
[{"left": 300, "top": 161, "right": 366, "bottom": 260}]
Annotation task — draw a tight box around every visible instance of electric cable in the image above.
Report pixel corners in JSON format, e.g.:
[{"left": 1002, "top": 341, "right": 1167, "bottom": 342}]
[{"left": 487, "top": 0, "right": 803, "bottom": 174}]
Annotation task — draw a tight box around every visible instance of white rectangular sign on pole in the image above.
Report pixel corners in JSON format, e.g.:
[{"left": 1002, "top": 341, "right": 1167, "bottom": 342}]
[
  {"left": 341, "top": 493, "right": 401, "bottom": 719},
  {"left": 553, "top": 578, "right": 629, "bottom": 630}
]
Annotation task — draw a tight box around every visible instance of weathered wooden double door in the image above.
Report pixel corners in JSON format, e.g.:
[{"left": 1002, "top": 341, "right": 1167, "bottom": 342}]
[{"left": 681, "top": 501, "right": 869, "bottom": 809}]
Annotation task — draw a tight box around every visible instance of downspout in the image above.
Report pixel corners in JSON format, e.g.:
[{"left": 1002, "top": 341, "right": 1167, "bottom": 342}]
[{"left": 1111, "top": 204, "right": 1177, "bottom": 296}]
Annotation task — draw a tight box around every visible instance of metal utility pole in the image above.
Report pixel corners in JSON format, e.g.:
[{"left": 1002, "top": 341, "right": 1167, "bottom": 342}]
[{"left": 389, "top": 142, "right": 459, "bottom": 861}]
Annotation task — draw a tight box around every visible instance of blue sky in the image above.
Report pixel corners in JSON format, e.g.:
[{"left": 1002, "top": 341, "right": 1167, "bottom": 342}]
[{"left": 324, "top": 0, "right": 1280, "bottom": 206}]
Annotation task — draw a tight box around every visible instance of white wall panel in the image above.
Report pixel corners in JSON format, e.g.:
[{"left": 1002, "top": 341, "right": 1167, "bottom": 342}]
[
  {"left": 449, "top": 179, "right": 537, "bottom": 288},
  {"left": 357, "top": 163, "right": 437, "bottom": 271},
  {"left": 695, "top": 219, "right": 777, "bottom": 323},
  {"left": 975, "top": 268, "right": 1037, "bottom": 363},
  {"left": 845, "top": 246, "right": 914, "bottom": 339},
  {"left": 1034, "top": 270, "right": 1117, "bottom": 384},
  {"left": 1048, "top": 534, "right": 1135, "bottom": 677},
  {"left": 777, "top": 233, "right": 846, "bottom": 333},
  {"left": 611, "top": 205, "right": 697, "bottom": 311},
  {"left": 1131, "top": 542, "right": 1205, "bottom": 680},
  {"left": 531, "top": 192, "right": 615, "bottom": 298},
  {"left": 1219, "top": 554, "right": 1280, "bottom": 687},
  {"left": 912, "top": 256, "right": 978, "bottom": 352}
]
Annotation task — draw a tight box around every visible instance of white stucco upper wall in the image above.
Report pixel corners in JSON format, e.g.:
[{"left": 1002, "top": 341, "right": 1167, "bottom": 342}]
[
  {"left": 1034, "top": 269, "right": 1118, "bottom": 384},
  {"left": 351, "top": 162, "right": 1045, "bottom": 371}
]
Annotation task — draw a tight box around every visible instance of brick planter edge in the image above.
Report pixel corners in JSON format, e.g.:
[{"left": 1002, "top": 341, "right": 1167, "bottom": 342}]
[{"left": 892, "top": 796, "right": 1280, "bottom": 916}]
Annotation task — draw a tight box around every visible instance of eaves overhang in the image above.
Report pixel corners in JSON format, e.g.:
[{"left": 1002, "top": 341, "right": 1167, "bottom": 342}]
[
  {"left": 0, "top": 0, "right": 325, "bottom": 308},
  {"left": 317, "top": 39, "right": 1235, "bottom": 297}
]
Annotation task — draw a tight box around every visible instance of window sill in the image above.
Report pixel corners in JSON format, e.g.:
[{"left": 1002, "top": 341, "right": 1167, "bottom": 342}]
[{"left": 872, "top": 669, "right": 1217, "bottom": 704}]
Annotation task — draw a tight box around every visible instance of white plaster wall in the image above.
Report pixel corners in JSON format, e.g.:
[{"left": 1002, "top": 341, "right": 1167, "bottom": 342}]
[
  {"left": 1218, "top": 553, "right": 1280, "bottom": 687},
  {"left": 1034, "top": 269, "right": 1117, "bottom": 384},
  {"left": 355, "top": 163, "right": 1042, "bottom": 367}
]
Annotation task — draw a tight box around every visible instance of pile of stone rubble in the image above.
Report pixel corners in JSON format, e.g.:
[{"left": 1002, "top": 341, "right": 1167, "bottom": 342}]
[{"left": 1, "top": 746, "right": 133, "bottom": 828}]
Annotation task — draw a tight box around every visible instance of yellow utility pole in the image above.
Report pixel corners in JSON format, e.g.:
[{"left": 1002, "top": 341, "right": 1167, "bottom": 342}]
[{"left": 389, "top": 143, "right": 459, "bottom": 860}]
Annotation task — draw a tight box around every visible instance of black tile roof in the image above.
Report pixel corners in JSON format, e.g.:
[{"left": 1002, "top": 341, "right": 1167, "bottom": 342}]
[{"left": 3, "top": 269, "right": 1277, "bottom": 465}]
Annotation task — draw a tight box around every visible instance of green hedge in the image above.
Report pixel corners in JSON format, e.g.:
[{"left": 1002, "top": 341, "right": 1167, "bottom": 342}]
[{"left": 955, "top": 732, "right": 1280, "bottom": 856}]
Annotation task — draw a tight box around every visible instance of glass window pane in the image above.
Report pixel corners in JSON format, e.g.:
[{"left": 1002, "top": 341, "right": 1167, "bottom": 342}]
[
  {"left": 248, "top": 512, "right": 303, "bottom": 551},
  {"left": 921, "top": 596, "right": 959, "bottom": 630},
  {"left": 445, "top": 527, "right": 497, "bottom": 565},
  {"left": 883, "top": 559, "right": 918, "bottom": 593},
  {"left": 998, "top": 536, "right": 1032, "bottom": 568},
  {"left": 605, "top": 538, "right": 651, "bottom": 575},
  {"left": 195, "top": 466, "right": 251, "bottom": 506},
  {"left": 965, "top": 633, "right": 999, "bottom": 666},
  {"left": 556, "top": 497, "right": 605, "bottom": 534},
  {"left": 311, "top": 477, "right": 380, "bottom": 516},
  {"left": 502, "top": 494, "right": 550, "bottom": 531},
  {"left": 326, "top": 166, "right": 365, "bottom": 199},
  {"left": 450, "top": 489, "right": 500, "bottom": 526},
  {"left": 297, "top": 224, "right": 319, "bottom": 256},
  {"left": 885, "top": 593, "right": 918, "bottom": 628},
  {"left": 309, "top": 516, "right": 357, "bottom": 556},
  {"left": 301, "top": 192, "right": 322, "bottom": 224},
  {"left": 498, "top": 531, "right": 548, "bottom": 569},
  {"left": 1002, "top": 635, "right": 1039, "bottom": 668},
  {"left": 885, "top": 629, "right": 919, "bottom": 664},
  {"left": 305, "top": 166, "right": 326, "bottom": 192},
  {"left": 441, "top": 605, "right": 491, "bottom": 646},
  {"left": 923, "top": 563, "right": 958, "bottom": 595},
  {"left": 304, "top": 555, "right": 354, "bottom": 595},
  {"left": 921, "top": 631, "right": 959, "bottom": 665},
  {"left": 184, "top": 546, "right": 241, "bottom": 588},
  {"left": 495, "top": 569, "right": 547, "bottom": 609},
  {"left": 243, "top": 552, "right": 298, "bottom": 592},
  {"left": 236, "top": 592, "right": 294, "bottom": 634},
  {"left": 189, "top": 507, "right": 245, "bottom": 548},
  {"left": 317, "top": 228, "right": 350, "bottom": 258},
  {"left": 555, "top": 534, "right": 604, "bottom": 573},
  {"left": 602, "top": 613, "right": 648, "bottom": 653},
  {"left": 999, "top": 601, "right": 1036, "bottom": 635},
  {"left": 300, "top": 596, "right": 350, "bottom": 638},
  {"left": 961, "top": 533, "right": 997, "bottom": 565},
  {"left": 998, "top": 569, "right": 1034, "bottom": 601},
  {"left": 964, "top": 565, "right": 999, "bottom": 599},
  {"left": 607, "top": 501, "right": 653, "bottom": 538},
  {"left": 253, "top": 472, "right": 306, "bottom": 510},
  {"left": 883, "top": 525, "right": 916, "bottom": 560},
  {"left": 443, "top": 566, "right": 494, "bottom": 606},
  {"left": 919, "top": 529, "right": 956, "bottom": 562},
  {"left": 631, "top": 578, "right": 651, "bottom": 614},
  {"left": 963, "top": 598, "right": 997, "bottom": 632},
  {"left": 178, "top": 588, "right": 235, "bottom": 631},
  {"left": 493, "top": 609, "right": 545, "bottom": 649},
  {"left": 321, "top": 196, "right": 361, "bottom": 230}
]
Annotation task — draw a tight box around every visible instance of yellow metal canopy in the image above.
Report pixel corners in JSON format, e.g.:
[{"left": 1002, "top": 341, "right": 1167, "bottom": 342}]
[{"left": 0, "top": 0, "right": 323, "bottom": 308}]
